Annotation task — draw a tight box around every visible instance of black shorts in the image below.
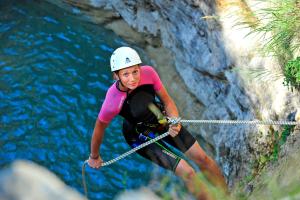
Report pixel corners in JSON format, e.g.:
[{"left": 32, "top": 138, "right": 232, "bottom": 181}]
[{"left": 122, "top": 120, "right": 196, "bottom": 171}]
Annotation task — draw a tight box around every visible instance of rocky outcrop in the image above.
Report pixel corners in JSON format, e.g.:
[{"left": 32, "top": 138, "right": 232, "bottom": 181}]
[
  {"left": 0, "top": 160, "right": 86, "bottom": 200},
  {"left": 47, "top": 0, "right": 300, "bottom": 187},
  {"left": 115, "top": 187, "right": 161, "bottom": 200},
  {"left": 0, "top": 160, "right": 165, "bottom": 200}
]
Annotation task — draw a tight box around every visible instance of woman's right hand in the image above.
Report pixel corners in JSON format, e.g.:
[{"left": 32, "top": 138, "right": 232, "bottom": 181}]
[{"left": 88, "top": 155, "right": 103, "bottom": 169}]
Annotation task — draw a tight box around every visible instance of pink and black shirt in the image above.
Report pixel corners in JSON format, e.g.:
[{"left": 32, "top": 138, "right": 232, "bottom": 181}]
[{"left": 98, "top": 65, "right": 163, "bottom": 124}]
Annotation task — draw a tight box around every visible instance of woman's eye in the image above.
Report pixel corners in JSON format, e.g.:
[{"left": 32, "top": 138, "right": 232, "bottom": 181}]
[
  {"left": 123, "top": 73, "right": 129, "bottom": 77},
  {"left": 133, "top": 70, "right": 138, "bottom": 75}
]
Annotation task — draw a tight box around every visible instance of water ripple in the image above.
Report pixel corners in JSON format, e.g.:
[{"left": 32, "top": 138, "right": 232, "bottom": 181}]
[{"left": 0, "top": 1, "right": 153, "bottom": 199}]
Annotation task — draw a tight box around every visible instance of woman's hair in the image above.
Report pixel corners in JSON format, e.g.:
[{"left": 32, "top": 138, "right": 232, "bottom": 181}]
[
  {"left": 112, "top": 71, "right": 119, "bottom": 80},
  {"left": 111, "top": 64, "right": 140, "bottom": 80}
]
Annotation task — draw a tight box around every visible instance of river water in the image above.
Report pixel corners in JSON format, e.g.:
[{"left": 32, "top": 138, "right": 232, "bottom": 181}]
[{"left": 0, "top": 1, "right": 155, "bottom": 199}]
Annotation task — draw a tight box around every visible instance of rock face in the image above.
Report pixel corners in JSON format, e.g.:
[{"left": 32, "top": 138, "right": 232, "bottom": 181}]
[
  {"left": 247, "top": 128, "right": 300, "bottom": 200},
  {"left": 48, "top": 0, "right": 300, "bottom": 187},
  {"left": 0, "top": 160, "right": 86, "bottom": 200}
]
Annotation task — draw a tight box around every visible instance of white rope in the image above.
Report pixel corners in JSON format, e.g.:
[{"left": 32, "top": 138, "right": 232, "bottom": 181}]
[
  {"left": 180, "top": 119, "right": 300, "bottom": 126},
  {"left": 99, "top": 119, "right": 299, "bottom": 167},
  {"left": 103, "top": 131, "right": 170, "bottom": 166},
  {"left": 84, "top": 119, "right": 298, "bottom": 171}
]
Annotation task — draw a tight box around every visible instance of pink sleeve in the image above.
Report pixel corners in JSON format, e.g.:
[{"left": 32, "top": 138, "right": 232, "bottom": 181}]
[
  {"left": 97, "top": 84, "right": 126, "bottom": 123},
  {"left": 141, "top": 66, "right": 163, "bottom": 91},
  {"left": 97, "top": 97, "right": 117, "bottom": 123}
]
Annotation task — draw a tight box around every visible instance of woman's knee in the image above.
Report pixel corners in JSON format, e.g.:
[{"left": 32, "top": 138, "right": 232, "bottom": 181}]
[
  {"left": 197, "top": 154, "right": 212, "bottom": 165},
  {"left": 175, "top": 159, "right": 196, "bottom": 179},
  {"left": 186, "top": 143, "right": 213, "bottom": 166}
]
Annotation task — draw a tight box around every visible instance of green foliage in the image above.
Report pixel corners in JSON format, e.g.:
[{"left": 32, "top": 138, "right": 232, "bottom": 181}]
[
  {"left": 283, "top": 57, "right": 300, "bottom": 89},
  {"left": 250, "top": 0, "right": 299, "bottom": 60},
  {"left": 153, "top": 175, "right": 189, "bottom": 200},
  {"left": 237, "top": 0, "right": 300, "bottom": 90},
  {"left": 233, "top": 66, "right": 283, "bottom": 83},
  {"left": 121, "top": 171, "right": 128, "bottom": 186},
  {"left": 159, "top": 176, "right": 173, "bottom": 200},
  {"left": 244, "top": 125, "right": 294, "bottom": 184},
  {"left": 153, "top": 172, "right": 231, "bottom": 200},
  {"left": 262, "top": 125, "right": 293, "bottom": 165},
  {"left": 270, "top": 130, "right": 280, "bottom": 161}
]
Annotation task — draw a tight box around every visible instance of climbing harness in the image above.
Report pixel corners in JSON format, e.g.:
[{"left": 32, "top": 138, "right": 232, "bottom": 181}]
[{"left": 81, "top": 118, "right": 300, "bottom": 198}]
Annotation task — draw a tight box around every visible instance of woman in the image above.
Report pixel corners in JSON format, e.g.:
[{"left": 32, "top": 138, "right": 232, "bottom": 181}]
[{"left": 88, "top": 47, "right": 227, "bottom": 199}]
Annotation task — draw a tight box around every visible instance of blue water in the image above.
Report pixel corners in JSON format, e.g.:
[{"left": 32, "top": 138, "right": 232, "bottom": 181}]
[{"left": 0, "top": 1, "right": 154, "bottom": 199}]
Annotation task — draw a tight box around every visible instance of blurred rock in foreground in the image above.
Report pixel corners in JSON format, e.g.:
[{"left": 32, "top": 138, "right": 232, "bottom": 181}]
[
  {"left": 116, "top": 187, "right": 161, "bottom": 200},
  {"left": 0, "top": 160, "right": 86, "bottom": 200}
]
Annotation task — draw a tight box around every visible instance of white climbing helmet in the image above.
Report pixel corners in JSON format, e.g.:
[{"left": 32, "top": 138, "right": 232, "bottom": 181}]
[{"left": 110, "top": 47, "right": 142, "bottom": 72}]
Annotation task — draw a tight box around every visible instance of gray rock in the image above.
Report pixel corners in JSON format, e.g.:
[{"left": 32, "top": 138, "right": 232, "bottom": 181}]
[
  {"left": 115, "top": 187, "right": 161, "bottom": 200},
  {"left": 0, "top": 160, "right": 86, "bottom": 200}
]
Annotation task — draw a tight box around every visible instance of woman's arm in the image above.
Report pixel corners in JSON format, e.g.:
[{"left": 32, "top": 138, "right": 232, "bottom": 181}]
[
  {"left": 156, "top": 85, "right": 178, "bottom": 117},
  {"left": 156, "top": 85, "right": 182, "bottom": 137},
  {"left": 88, "top": 119, "right": 109, "bottom": 168}
]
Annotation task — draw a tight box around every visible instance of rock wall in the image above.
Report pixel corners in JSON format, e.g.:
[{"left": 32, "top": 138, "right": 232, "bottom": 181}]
[{"left": 47, "top": 0, "right": 300, "bottom": 187}]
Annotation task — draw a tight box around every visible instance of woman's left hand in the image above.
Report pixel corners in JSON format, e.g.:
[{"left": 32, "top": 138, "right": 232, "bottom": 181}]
[{"left": 168, "top": 123, "right": 181, "bottom": 137}]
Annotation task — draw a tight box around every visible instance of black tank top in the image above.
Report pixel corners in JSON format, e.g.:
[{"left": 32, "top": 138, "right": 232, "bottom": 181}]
[{"left": 119, "top": 84, "right": 159, "bottom": 124}]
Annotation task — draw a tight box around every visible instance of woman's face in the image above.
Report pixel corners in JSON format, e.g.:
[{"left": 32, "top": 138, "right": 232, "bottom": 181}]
[{"left": 117, "top": 65, "right": 140, "bottom": 90}]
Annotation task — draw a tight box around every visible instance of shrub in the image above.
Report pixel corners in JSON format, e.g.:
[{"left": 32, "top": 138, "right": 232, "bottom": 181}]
[{"left": 283, "top": 57, "right": 300, "bottom": 90}]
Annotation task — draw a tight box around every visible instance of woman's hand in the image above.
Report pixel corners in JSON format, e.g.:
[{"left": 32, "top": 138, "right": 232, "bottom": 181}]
[
  {"left": 168, "top": 123, "right": 181, "bottom": 137},
  {"left": 88, "top": 155, "right": 103, "bottom": 169}
]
